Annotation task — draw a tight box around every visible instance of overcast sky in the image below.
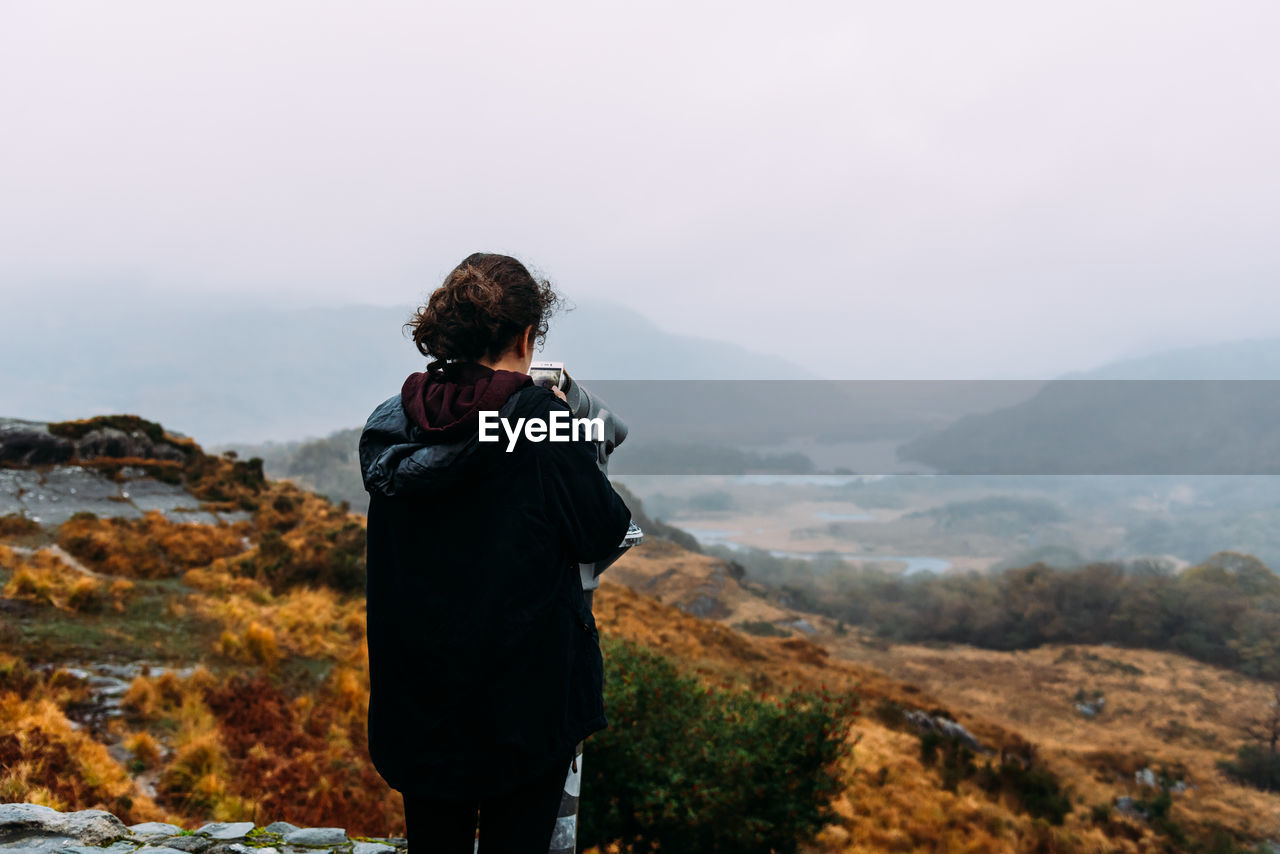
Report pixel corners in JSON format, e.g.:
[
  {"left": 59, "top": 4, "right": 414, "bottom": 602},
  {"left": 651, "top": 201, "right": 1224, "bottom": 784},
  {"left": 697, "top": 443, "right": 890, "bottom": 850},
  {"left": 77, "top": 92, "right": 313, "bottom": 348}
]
[{"left": 3, "top": 1, "right": 1278, "bottom": 379}]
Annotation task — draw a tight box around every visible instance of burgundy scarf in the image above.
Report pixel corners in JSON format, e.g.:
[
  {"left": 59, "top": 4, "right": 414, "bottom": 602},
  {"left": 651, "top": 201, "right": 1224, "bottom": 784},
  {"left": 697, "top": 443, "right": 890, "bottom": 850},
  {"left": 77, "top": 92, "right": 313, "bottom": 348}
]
[{"left": 400, "top": 361, "right": 533, "bottom": 442}]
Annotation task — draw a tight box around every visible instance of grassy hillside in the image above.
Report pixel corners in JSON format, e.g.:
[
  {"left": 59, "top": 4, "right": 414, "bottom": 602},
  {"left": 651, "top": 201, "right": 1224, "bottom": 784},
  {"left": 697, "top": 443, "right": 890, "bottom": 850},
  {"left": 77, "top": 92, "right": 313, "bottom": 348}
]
[{"left": 2, "top": 415, "right": 1278, "bottom": 851}]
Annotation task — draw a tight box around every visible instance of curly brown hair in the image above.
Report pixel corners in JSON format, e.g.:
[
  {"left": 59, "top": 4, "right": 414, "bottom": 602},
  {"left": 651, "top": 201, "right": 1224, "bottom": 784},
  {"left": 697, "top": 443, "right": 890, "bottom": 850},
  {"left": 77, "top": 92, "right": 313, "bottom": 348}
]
[{"left": 405, "top": 253, "right": 561, "bottom": 373}]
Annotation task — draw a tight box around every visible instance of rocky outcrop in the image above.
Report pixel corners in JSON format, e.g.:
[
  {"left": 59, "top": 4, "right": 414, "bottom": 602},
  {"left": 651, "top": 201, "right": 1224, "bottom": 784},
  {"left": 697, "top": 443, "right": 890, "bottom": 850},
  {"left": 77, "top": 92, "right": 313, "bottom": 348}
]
[
  {"left": 0, "top": 806, "right": 408, "bottom": 854},
  {"left": 903, "top": 709, "right": 986, "bottom": 753},
  {"left": 0, "top": 422, "right": 249, "bottom": 528},
  {"left": 0, "top": 419, "right": 188, "bottom": 467},
  {"left": 0, "top": 421, "right": 76, "bottom": 466}
]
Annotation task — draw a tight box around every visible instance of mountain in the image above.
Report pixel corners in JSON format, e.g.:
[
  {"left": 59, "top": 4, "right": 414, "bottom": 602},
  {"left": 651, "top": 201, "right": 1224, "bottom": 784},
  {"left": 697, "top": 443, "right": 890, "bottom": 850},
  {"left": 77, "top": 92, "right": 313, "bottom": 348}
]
[
  {"left": 1065, "top": 336, "right": 1280, "bottom": 380},
  {"left": 0, "top": 286, "right": 813, "bottom": 445},
  {"left": 898, "top": 337, "right": 1280, "bottom": 475}
]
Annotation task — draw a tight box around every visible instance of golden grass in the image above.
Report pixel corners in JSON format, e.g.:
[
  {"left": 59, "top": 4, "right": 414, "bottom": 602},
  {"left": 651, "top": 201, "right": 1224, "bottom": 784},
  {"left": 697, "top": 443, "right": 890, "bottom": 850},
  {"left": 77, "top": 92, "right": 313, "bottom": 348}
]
[
  {"left": 606, "top": 538, "right": 795, "bottom": 626},
  {"left": 164, "top": 722, "right": 248, "bottom": 820},
  {"left": 57, "top": 510, "right": 248, "bottom": 578},
  {"left": 117, "top": 665, "right": 251, "bottom": 821},
  {"left": 1, "top": 546, "right": 133, "bottom": 612},
  {"left": 184, "top": 568, "right": 365, "bottom": 662},
  {"left": 124, "top": 730, "right": 162, "bottom": 768},
  {"left": 0, "top": 653, "right": 165, "bottom": 822},
  {"left": 122, "top": 666, "right": 217, "bottom": 721},
  {"left": 824, "top": 638, "right": 1280, "bottom": 845},
  {"left": 115, "top": 637, "right": 390, "bottom": 833},
  {"left": 219, "top": 622, "right": 280, "bottom": 666}
]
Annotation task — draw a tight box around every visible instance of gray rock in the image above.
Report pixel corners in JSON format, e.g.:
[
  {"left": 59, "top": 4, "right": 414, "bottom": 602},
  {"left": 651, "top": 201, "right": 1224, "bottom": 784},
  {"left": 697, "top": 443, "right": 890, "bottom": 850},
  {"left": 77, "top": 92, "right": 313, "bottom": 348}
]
[
  {"left": 0, "top": 804, "right": 131, "bottom": 847},
  {"left": 0, "top": 420, "right": 74, "bottom": 465},
  {"left": 1075, "top": 696, "right": 1106, "bottom": 718},
  {"left": 128, "top": 825, "right": 184, "bottom": 840},
  {"left": 193, "top": 824, "right": 254, "bottom": 842},
  {"left": 902, "top": 709, "right": 984, "bottom": 752},
  {"left": 352, "top": 843, "right": 394, "bottom": 854},
  {"left": 74, "top": 428, "right": 186, "bottom": 463},
  {"left": 0, "top": 465, "right": 138, "bottom": 526},
  {"left": 156, "top": 837, "right": 211, "bottom": 854},
  {"left": 282, "top": 829, "right": 348, "bottom": 848},
  {"left": 64, "top": 842, "right": 140, "bottom": 854},
  {"left": 676, "top": 594, "right": 728, "bottom": 619},
  {"left": 223, "top": 846, "right": 278, "bottom": 854},
  {"left": 134, "top": 848, "right": 196, "bottom": 854},
  {"left": 1, "top": 838, "right": 77, "bottom": 854},
  {"left": 120, "top": 477, "right": 221, "bottom": 525},
  {"left": 261, "top": 825, "right": 298, "bottom": 837}
]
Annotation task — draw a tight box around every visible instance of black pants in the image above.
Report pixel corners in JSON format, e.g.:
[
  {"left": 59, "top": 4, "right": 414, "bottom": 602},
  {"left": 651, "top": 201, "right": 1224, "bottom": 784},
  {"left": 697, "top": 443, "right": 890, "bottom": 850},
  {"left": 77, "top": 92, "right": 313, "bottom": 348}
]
[{"left": 401, "top": 753, "right": 570, "bottom": 854}]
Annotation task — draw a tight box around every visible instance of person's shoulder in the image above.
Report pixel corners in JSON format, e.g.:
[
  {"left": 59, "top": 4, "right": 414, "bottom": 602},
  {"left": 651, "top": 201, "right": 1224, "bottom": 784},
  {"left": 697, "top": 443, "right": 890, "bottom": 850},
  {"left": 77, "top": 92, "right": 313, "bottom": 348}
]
[{"left": 362, "top": 394, "right": 408, "bottom": 435}]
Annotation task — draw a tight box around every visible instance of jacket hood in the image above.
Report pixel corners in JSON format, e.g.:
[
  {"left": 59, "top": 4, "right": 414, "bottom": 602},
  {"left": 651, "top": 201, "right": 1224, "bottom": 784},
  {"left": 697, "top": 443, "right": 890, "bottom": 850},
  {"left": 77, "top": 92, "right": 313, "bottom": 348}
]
[
  {"left": 359, "top": 375, "right": 553, "bottom": 499},
  {"left": 401, "top": 361, "right": 533, "bottom": 440}
]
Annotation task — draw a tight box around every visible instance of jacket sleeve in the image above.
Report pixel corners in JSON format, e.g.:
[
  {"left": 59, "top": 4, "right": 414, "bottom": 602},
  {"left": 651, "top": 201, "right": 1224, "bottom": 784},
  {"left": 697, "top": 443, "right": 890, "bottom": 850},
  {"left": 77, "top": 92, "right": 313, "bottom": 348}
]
[{"left": 542, "top": 407, "right": 633, "bottom": 564}]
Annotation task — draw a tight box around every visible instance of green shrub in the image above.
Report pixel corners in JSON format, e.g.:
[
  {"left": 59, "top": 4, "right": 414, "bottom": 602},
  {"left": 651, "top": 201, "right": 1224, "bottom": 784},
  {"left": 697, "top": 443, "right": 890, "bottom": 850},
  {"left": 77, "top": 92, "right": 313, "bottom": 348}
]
[
  {"left": 974, "top": 759, "right": 1073, "bottom": 825},
  {"left": 919, "top": 730, "right": 976, "bottom": 793},
  {"left": 580, "top": 636, "right": 858, "bottom": 854},
  {"left": 914, "top": 725, "right": 1072, "bottom": 825},
  {"left": 1219, "top": 744, "right": 1280, "bottom": 792},
  {"left": 244, "top": 524, "right": 366, "bottom": 594}
]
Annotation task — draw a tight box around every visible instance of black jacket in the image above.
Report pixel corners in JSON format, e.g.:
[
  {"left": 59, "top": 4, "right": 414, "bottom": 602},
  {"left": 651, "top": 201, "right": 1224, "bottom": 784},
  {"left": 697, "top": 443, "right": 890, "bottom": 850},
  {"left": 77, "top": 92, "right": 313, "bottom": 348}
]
[{"left": 358, "top": 380, "right": 632, "bottom": 799}]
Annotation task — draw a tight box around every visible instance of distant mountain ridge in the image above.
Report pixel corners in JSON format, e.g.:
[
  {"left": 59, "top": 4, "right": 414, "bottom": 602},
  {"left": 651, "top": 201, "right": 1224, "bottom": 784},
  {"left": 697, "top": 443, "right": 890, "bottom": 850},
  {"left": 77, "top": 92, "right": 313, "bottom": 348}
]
[
  {"left": 1062, "top": 336, "right": 1280, "bottom": 380},
  {"left": 0, "top": 288, "right": 811, "bottom": 444},
  {"left": 901, "top": 337, "right": 1280, "bottom": 474}
]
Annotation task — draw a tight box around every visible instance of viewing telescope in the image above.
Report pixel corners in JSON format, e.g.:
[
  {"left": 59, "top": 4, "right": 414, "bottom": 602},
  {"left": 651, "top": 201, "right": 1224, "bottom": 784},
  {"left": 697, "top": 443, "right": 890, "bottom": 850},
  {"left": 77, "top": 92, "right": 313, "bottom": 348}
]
[
  {"left": 529, "top": 361, "right": 643, "bottom": 604},
  {"left": 528, "top": 360, "right": 640, "bottom": 854}
]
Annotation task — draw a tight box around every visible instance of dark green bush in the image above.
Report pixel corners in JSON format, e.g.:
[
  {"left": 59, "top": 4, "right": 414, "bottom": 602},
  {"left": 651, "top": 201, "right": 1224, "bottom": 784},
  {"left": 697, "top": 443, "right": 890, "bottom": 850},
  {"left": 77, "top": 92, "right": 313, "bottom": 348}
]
[
  {"left": 245, "top": 523, "right": 366, "bottom": 594},
  {"left": 1219, "top": 744, "right": 1280, "bottom": 792},
  {"left": 580, "top": 636, "right": 858, "bottom": 854},
  {"left": 913, "top": 725, "right": 1072, "bottom": 825},
  {"left": 919, "top": 730, "right": 975, "bottom": 793},
  {"left": 974, "top": 759, "right": 1073, "bottom": 825}
]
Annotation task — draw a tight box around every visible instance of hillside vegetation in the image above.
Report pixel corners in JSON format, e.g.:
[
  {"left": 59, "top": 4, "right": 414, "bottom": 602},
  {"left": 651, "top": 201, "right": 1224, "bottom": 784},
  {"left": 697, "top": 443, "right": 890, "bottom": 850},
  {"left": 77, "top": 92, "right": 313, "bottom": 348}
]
[
  {"left": 755, "top": 552, "right": 1280, "bottom": 682},
  {"left": 2, "top": 415, "right": 1279, "bottom": 852}
]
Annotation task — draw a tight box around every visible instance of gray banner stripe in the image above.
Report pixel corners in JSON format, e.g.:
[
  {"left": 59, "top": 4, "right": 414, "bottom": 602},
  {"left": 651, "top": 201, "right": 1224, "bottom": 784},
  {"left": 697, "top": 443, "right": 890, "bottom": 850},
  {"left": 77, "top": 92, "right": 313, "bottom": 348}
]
[{"left": 547, "top": 379, "right": 1280, "bottom": 475}]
